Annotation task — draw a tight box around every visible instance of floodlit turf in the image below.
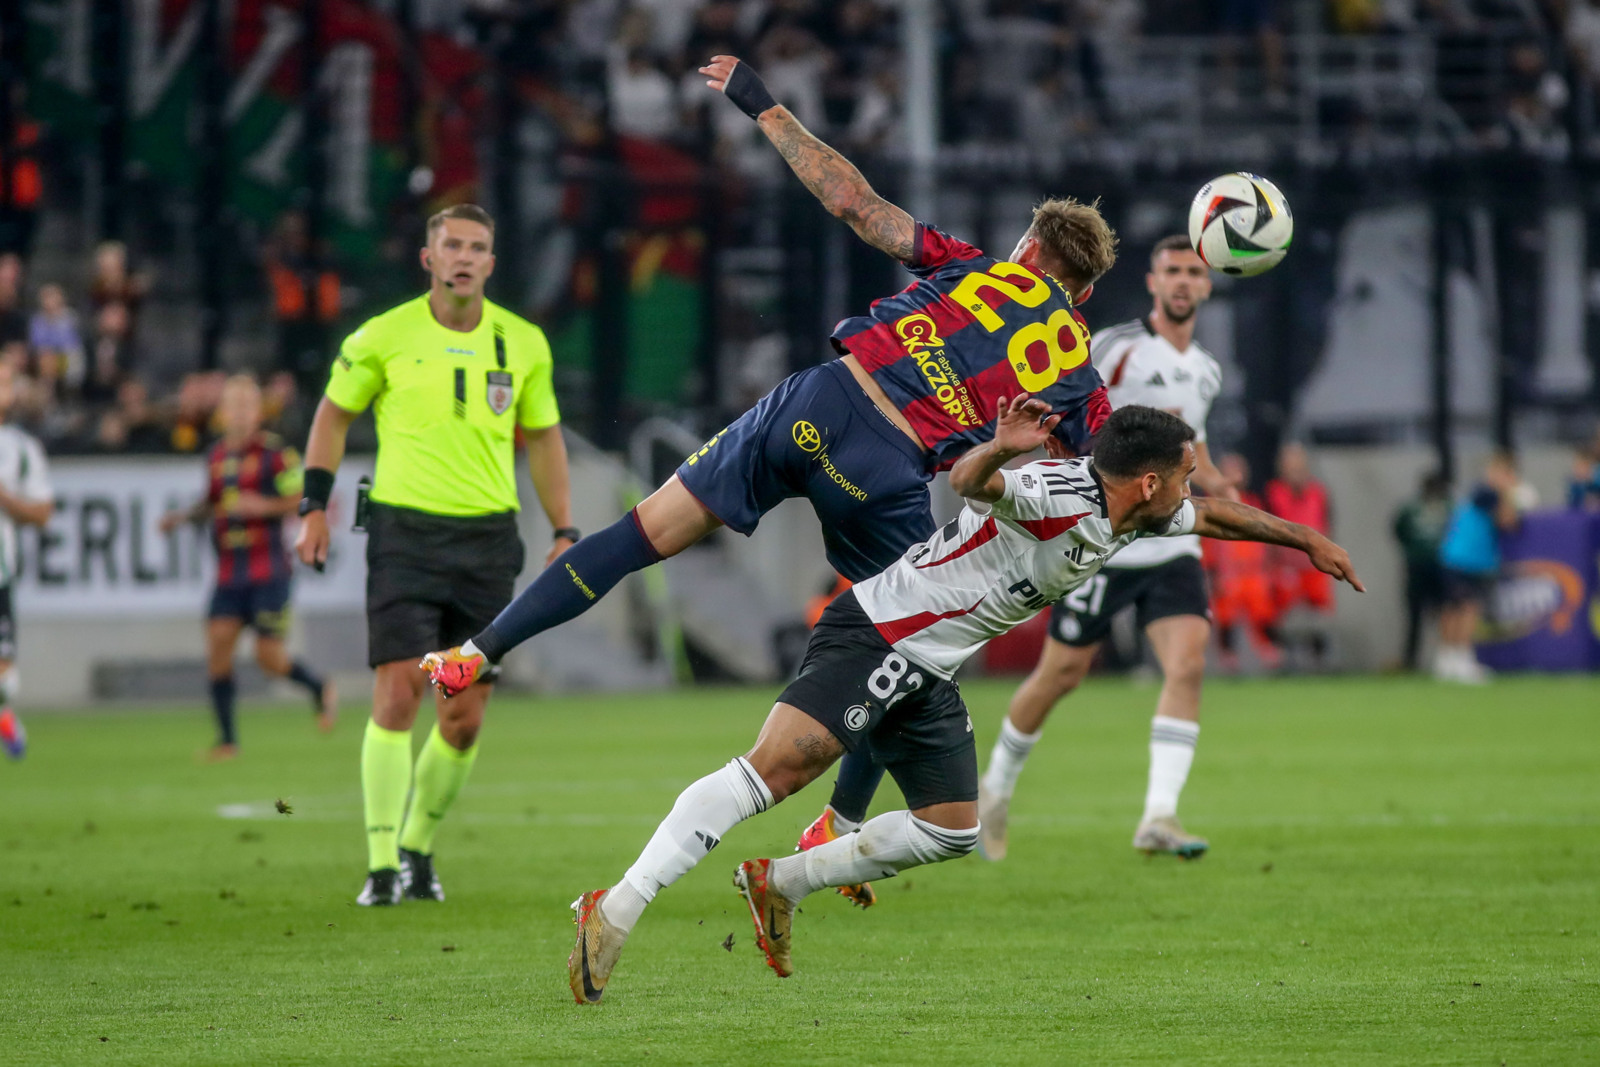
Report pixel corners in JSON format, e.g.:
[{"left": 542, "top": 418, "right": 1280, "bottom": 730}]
[{"left": 1, "top": 676, "right": 1596, "bottom": 1066}]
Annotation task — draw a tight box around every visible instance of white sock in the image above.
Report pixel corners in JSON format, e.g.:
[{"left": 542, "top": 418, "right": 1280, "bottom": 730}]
[
  {"left": 981, "top": 718, "right": 1043, "bottom": 800},
  {"left": 1142, "top": 715, "right": 1200, "bottom": 823},
  {"left": 606, "top": 757, "right": 773, "bottom": 933},
  {"left": 767, "top": 811, "right": 978, "bottom": 903}
]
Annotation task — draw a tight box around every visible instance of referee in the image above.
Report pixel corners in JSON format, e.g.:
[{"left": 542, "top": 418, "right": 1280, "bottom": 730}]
[{"left": 294, "top": 204, "right": 578, "bottom": 906}]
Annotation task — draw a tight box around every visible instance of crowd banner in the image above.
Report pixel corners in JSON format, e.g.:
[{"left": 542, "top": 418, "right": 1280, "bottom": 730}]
[
  {"left": 14, "top": 457, "right": 371, "bottom": 618},
  {"left": 1476, "top": 510, "right": 1600, "bottom": 672}
]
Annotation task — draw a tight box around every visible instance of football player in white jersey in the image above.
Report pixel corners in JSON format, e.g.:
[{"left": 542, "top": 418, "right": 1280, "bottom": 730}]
[
  {"left": 564, "top": 399, "right": 1361, "bottom": 1002},
  {"left": 977, "top": 235, "right": 1238, "bottom": 863},
  {"left": 0, "top": 364, "right": 55, "bottom": 760}
]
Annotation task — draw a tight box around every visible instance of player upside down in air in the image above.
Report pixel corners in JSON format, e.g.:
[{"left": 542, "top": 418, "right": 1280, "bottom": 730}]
[
  {"left": 161, "top": 375, "right": 336, "bottom": 760},
  {"left": 426, "top": 54, "right": 1115, "bottom": 904},
  {"left": 562, "top": 401, "right": 1364, "bottom": 1003}
]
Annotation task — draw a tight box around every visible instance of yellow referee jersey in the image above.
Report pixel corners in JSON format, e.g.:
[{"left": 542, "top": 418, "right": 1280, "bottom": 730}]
[{"left": 326, "top": 295, "right": 560, "bottom": 517}]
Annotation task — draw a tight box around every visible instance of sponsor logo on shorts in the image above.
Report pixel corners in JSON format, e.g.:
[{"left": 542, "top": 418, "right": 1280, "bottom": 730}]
[
  {"left": 792, "top": 421, "right": 867, "bottom": 500},
  {"left": 792, "top": 420, "right": 823, "bottom": 453},
  {"left": 843, "top": 705, "right": 869, "bottom": 731},
  {"left": 1056, "top": 613, "right": 1082, "bottom": 642}
]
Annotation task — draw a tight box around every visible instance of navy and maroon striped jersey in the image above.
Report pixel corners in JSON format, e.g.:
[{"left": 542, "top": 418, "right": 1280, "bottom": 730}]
[
  {"left": 830, "top": 223, "right": 1110, "bottom": 471},
  {"left": 206, "top": 433, "right": 300, "bottom": 586}
]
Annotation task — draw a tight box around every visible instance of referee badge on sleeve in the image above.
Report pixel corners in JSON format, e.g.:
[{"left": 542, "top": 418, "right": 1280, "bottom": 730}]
[{"left": 486, "top": 371, "right": 513, "bottom": 415}]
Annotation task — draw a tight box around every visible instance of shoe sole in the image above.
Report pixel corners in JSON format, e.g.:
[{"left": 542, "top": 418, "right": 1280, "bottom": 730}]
[
  {"left": 1136, "top": 842, "right": 1209, "bottom": 861},
  {"left": 836, "top": 883, "right": 875, "bottom": 908},
  {"left": 734, "top": 864, "right": 792, "bottom": 978}
]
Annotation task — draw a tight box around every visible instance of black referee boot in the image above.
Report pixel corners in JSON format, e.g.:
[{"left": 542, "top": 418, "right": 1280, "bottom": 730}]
[{"left": 399, "top": 848, "right": 445, "bottom": 901}]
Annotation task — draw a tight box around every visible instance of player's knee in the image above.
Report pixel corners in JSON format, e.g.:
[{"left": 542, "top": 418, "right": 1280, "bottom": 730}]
[
  {"left": 1166, "top": 650, "right": 1207, "bottom": 691},
  {"left": 1045, "top": 657, "right": 1090, "bottom": 696},
  {"left": 909, "top": 815, "right": 978, "bottom": 863},
  {"left": 441, "top": 718, "right": 480, "bottom": 749}
]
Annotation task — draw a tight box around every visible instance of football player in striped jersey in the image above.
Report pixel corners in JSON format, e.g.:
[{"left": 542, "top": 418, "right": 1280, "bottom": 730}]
[{"left": 565, "top": 401, "right": 1361, "bottom": 1002}]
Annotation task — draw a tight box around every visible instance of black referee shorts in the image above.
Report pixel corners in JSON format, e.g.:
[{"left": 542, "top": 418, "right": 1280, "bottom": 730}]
[{"left": 365, "top": 503, "right": 525, "bottom": 669}]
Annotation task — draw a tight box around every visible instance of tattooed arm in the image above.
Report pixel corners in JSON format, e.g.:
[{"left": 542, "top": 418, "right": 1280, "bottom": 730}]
[
  {"left": 1192, "top": 497, "right": 1366, "bottom": 592},
  {"left": 700, "top": 55, "right": 916, "bottom": 262}
]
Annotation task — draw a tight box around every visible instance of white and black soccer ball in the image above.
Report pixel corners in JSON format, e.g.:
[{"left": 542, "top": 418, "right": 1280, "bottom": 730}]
[{"left": 1187, "top": 173, "right": 1293, "bottom": 277}]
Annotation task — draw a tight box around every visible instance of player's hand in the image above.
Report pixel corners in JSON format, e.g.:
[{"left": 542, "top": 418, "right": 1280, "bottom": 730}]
[
  {"left": 699, "top": 55, "right": 741, "bottom": 93},
  {"left": 1304, "top": 533, "right": 1365, "bottom": 593},
  {"left": 158, "top": 510, "right": 187, "bottom": 535},
  {"left": 231, "top": 492, "right": 275, "bottom": 519},
  {"left": 543, "top": 536, "right": 576, "bottom": 569},
  {"left": 992, "top": 393, "right": 1061, "bottom": 457},
  {"left": 295, "top": 509, "right": 330, "bottom": 570}
]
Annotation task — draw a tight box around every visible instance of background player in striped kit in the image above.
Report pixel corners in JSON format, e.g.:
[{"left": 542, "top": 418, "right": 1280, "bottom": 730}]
[
  {"left": 977, "top": 235, "right": 1239, "bottom": 863},
  {"left": 0, "top": 363, "right": 53, "bottom": 760},
  {"left": 161, "top": 375, "right": 335, "bottom": 760}
]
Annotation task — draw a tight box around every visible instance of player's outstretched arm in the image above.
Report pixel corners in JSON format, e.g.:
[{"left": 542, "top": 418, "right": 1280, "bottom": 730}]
[
  {"left": 700, "top": 55, "right": 915, "bottom": 262},
  {"left": 1192, "top": 497, "right": 1365, "bottom": 592},
  {"left": 949, "top": 395, "right": 1061, "bottom": 502}
]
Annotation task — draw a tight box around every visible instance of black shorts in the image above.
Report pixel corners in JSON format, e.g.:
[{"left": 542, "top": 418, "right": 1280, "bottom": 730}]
[
  {"left": 209, "top": 578, "right": 292, "bottom": 639},
  {"left": 365, "top": 503, "right": 525, "bottom": 669},
  {"left": 777, "top": 591, "right": 977, "bottom": 810},
  {"left": 1048, "top": 555, "right": 1211, "bottom": 648},
  {"left": 0, "top": 584, "right": 15, "bottom": 662},
  {"left": 1441, "top": 567, "right": 1495, "bottom": 607}
]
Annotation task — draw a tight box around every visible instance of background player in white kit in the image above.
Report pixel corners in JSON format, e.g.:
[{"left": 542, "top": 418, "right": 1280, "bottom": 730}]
[
  {"left": 978, "top": 235, "right": 1236, "bottom": 863},
  {"left": 0, "top": 364, "right": 54, "bottom": 760},
  {"left": 564, "top": 400, "right": 1362, "bottom": 1003}
]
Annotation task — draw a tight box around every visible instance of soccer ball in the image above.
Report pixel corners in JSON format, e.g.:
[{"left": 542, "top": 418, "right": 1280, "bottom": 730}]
[{"left": 1187, "top": 173, "right": 1293, "bottom": 277}]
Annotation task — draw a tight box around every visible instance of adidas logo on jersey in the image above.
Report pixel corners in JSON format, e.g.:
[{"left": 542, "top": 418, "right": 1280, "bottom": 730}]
[{"left": 1146, "top": 372, "right": 1166, "bottom": 387}]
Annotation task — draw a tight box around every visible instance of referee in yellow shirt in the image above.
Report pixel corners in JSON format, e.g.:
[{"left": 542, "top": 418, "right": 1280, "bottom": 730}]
[{"left": 294, "top": 204, "right": 578, "bottom": 906}]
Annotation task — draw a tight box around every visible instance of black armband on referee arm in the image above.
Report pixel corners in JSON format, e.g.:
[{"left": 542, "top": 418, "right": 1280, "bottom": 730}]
[
  {"left": 724, "top": 62, "right": 778, "bottom": 121},
  {"left": 300, "top": 468, "right": 335, "bottom": 514}
]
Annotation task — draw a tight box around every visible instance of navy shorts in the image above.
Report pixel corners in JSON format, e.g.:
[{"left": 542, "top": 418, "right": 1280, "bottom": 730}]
[
  {"left": 676, "top": 361, "right": 935, "bottom": 582},
  {"left": 209, "top": 578, "right": 293, "bottom": 639},
  {"left": 1441, "top": 567, "right": 1495, "bottom": 607}
]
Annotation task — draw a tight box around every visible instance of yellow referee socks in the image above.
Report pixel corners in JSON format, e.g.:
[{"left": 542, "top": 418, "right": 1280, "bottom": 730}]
[
  {"left": 398, "top": 725, "right": 479, "bottom": 856},
  {"left": 362, "top": 720, "right": 413, "bottom": 872}
]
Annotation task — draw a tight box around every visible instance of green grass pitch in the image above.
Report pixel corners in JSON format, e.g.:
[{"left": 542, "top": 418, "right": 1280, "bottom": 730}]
[{"left": 1, "top": 675, "right": 1596, "bottom": 1065}]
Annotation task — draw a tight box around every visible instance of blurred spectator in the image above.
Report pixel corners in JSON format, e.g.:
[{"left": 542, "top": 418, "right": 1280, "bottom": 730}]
[
  {"left": 1435, "top": 451, "right": 1524, "bottom": 684},
  {"left": 1391, "top": 470, "right": 1453, "bottom": 672},
  {"left": 1206, "top": 453, "right": 1283, "bottom": 672},
  {"left": 28, "top": 283, "right": 85, "bottom": 393},
  {"left": 82, "top": 301, "right": 135, "bottom": 407},
  {"left": 1265, "top": 442, "right": 1335, "bottom": 668},
  {"left": 1568, "top": 428, "right": 1600, "bottom": 509},
  {"left": 0, "top": 253, "right": 24, "bottom": 364},
  {"left": 171, "top": 372, "right": 227, "bottom": 453},
  {"left": 1217, "top": 0, "right": 1288, "bottom": 106},
  {"left": 87, "top": 240, "right": 149, "bottom": 324},
  {"left": 1488, "top": 40, "right": 1570, "bottom": 155},
  {"left": 265, "top": 210, "right": 341, "bottom": 396},
  {"left": 92, "top": 378, "right": 169, "bottom": 455},
  {"left": 609, "top": 47, "right": 682, "bottom": 140}
]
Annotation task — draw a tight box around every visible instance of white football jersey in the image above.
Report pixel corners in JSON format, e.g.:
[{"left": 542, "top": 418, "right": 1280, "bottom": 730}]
[
  {"left": 1093, "top": 318, "right": 1220, "bottom": 568},
  {"left": 0, "top": 424, "right": 51, "bottom": 585},
  {"left": 854, "top": 458, "right": 1196, "bottom": 679}
]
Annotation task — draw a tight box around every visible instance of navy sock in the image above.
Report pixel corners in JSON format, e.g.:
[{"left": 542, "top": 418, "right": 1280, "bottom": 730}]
[
  {"left": 472, "top": 509, "right": 663, "bottom": 661},
  {"left": 828, "top": 750, "right": 886, "bottom": 825},
  {"left": 287, "top": 660, "right": 325, "bottom": 708},
  {"left": 209, "top": 676, "right": 238, "bottom": 746}
]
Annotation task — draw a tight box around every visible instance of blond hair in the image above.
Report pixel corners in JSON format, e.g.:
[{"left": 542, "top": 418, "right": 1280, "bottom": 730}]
[
  {"left": 1028, "top": 197, "right": 1118, "bottom": 290},
  {"left": 426, "top": 204, "right": 496, "bottom": 240}
]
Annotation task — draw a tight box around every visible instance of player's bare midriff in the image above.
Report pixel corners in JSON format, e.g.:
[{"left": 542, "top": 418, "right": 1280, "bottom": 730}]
[{"left": 839, "top": 354, "right": 925, "bottom": 452}]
